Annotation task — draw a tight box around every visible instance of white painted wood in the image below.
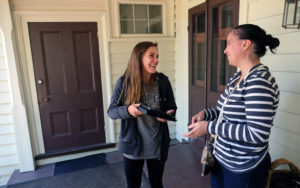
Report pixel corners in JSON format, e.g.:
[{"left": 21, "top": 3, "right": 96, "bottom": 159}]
[
  {"left": 0, "top": 45, "right": 4, "bottom": 57},
  {"left": 0, "top": 81, "right": 9, "bottom": 93},
  {"left": 274, "top": 110, "right": 300, "bottom": 135},
  {"left": 270, "top": 139, "right": 300, "bottom": 168},
  {"left": 0, "top": 104, "right": 11, "bottom": 114},
  {"left": 0, "top": 124, "right": 14, "bottom": 135},
  {"left": 0, "top": 0, "right": 34, "bottom": 173},
  {"left": 0, "top": 92, "right": 11, "bottom": 104},
  {"left": 239, "top": 0, "right": 249, "bottom": 24},
  {"left": 0, "top": 155, "right": 19, "bottom": 166},
  {"left": 0, "top": 175, "right": 10, "bottom": 186},
  {"left": 0, "top": 144, "right": 17, "bottom": 156},
  {"left": 248, "top": 0, "right": 284, "bottom": 22},
  {"left": 11, "top": 0, "right": 107, "bottom": 11},
  {"left": 0, "top": 57, "right": 6, "bottom": 68},
  {"left": 0, "top": 70, "right": 8, "bottom": 80},
  {"left": 271, "top": 72, "right": 300, "bottom": 93},
  {"left": 278, "top": 92, "right": 300, "bottom": 115},
  {"left": 270, "top": 126, "right": 300, "bottom": 154},
  {"left": 274, "top": 32, "right": 300, "bottom": 54},
  {"left": 262, "top": 54, "right": 300, "bottom": 72},
  {"left": 0, "top": 134, "right": 16, "bottom": 145},
  {"left": 0, "top": 115, "right": 13, "bottom": 125},
  {"left": 0, "top": 165, "right": 18, "bottom": 176}
]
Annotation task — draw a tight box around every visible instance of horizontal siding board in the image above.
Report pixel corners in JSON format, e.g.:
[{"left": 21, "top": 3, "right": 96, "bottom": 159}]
[
  {"left": 0, "top": 144, "right": 17, "bottom": 156},
  {"left": 272, "top": 72, "right": 300, "bottom": 93},
  {"left": 0, "top": 134, "right": 16, "bottom": 145},
  {"left": 269, "top": 141, "right": 300, "bottom": 169},
  {"left": 274, "top": 111, "right": 300, "bottom": 135},
  {"left": 0, "top": 165, "right": 18, "bottom": 177},
  {"left": 0, "top": 92, "right": 11, "bottom": 104},
  {"left": 0, "top": 57, "right": 6, "bottom": 69},
  {"left": 0, "top": 114, "right": 13, "bottom": 125},
  {"left": 0, "top": 125, "right": 14, "bottom": 135},
  {"left": 248, "top": 0, "right": 284, "bottom": 21},
  {"left": 0, "top": 175, "right": 10, "bottom": 186},
  {"left": 0, "top": 155, "right": 19, "bottom": 166},
  {"left": 0, "top": 81, "right": 9, "bottom": 93},
  {"left": 0, "top": 104, "right": 11, "bottom": 114},
  {"left": 270, "top": 126, "right": 300, "bottom": 153},
  {"left": 278, "top": 92, "right": 300, "bottom": 115},
  {"left": 0, "top": 70, "right": 8, "bottom": 81},
  {"left": 274, "top": 32, "right": 300, "bottom": 54},
  {"left": 262, "top": 54, "right": 300, "bottom": 72}
]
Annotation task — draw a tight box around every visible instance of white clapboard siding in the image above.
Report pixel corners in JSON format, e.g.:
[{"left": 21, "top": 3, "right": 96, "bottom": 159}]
[
  {"left": 0, "top": 104, "right": 11, "bottom": 114},
  {"left": 11, "top": 0, "right": 107, "bottom": 11},
  {"left": 248, "top": 0, "right": 283, "bottom": 21},
  {"left": 0, "top": 165, "right": 18, "bottom": 177},
  {"left": 0, "top": 155, "right": 19, "bottom": 167},
  {"left": 0, "top": 57, "right": 5, "bottom": 69},
  {"left": 274, "top": 111, "right": 300, "bottom": 135},
  {"left": 269, "top": 141, "right": 300, "bottom": 168},
  {"left": 0, "top": 144, "right": 17, "bottom": 157},
  {"left": 0, "top": 44, "right": 4, "bottom": 57},
  {"left": 0, "top": 134, "right": 16, "bottom": 145},
  {"left": 0, "top": 124, "right": 14, "bottom": 135},
  {"left": 274, "top": 33, "right": 300, "bottom": 54},
  {"left": 0, "top": 92, "right": 11, "bottom": 104},
  {"left": 278, "top": 92, "right": 300, "bottom": 115},
  {"left": 0, "top": 114, "right": 13, "bottom": 125},
  {"left": 0, "top": 70, "right": 8, "bottom": 81},
  {"left": 0, "top": 81, "right": 9, "bottom": 93},
  {"left": 262, "top": 54, "right": 300, "bottom": 72},
  {"left": 271, "top": 72, "right": 300, "bottom": 93}
]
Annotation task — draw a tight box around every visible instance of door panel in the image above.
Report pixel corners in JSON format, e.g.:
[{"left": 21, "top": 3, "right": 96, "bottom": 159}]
[{"left": 28, "top": 22, "right": 106, "bottom": 153}]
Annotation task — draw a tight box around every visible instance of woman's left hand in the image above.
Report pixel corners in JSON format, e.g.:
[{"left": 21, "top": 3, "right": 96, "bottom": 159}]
[
  {"left": 157, "top": 109, "right": 175, "bottom": 122},
  {"left": 182, "top": 121, "right": 208, "bottom": 138}
]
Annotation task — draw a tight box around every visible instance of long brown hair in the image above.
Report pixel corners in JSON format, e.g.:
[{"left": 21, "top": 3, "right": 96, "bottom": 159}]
[{"left": 122, "top": 41, "right": 158, "bottom": 105}]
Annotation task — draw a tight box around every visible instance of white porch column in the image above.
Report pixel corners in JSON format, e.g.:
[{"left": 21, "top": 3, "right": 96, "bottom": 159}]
[{"left": 0, "top": 0, "right": 35, "bottom": 172}]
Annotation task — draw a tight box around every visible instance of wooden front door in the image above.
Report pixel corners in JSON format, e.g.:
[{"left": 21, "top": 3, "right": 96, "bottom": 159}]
[
  {"left": 28, "top": 22, "right": 106, "bottom": 153},
  {"left": 188, "top": 0, "right": 239, "bottom": 132}
]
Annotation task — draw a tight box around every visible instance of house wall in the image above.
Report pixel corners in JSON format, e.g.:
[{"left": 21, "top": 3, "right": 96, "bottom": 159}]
[
  {"left": 0, "top": 31, "right": 19, "bottom": 185},
  {"left": 247, "top": 0, "right": 300, "bottom": 167}
]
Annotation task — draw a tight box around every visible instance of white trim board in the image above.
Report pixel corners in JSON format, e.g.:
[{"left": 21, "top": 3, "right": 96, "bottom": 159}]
[{"left": 12, "top": 11, "right": 115, "bottom": 159}]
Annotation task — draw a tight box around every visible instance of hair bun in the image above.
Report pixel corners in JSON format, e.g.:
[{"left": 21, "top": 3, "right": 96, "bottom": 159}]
[{"left": 266, "top": 34, "right": 280, "bottom": 53}]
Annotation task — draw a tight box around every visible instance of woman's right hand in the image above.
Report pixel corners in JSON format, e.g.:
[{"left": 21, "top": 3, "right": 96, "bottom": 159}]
[
  {"left": 191, "top": 111, "right": 205, "bottom": 123},
  {"left": 127, "top": 104, "right": 143, "bottom": 117}
]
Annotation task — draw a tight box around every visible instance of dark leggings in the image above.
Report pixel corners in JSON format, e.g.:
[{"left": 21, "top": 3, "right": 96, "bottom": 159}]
[{"left": 123, "top": 156, "right": 165, "bottom": 188}]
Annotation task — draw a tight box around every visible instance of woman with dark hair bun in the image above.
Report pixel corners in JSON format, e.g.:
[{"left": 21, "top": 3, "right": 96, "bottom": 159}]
[
  {"left": 183, "top": 24, "right": 280, "bottom": 188},
  {"left": 108, "top": 41, "right": 177, "bottom": 188}
]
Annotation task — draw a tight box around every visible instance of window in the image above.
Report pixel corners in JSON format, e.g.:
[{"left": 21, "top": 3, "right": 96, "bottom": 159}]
[{"left": 119, "top": 4, "right": 162, "bottom": 34}]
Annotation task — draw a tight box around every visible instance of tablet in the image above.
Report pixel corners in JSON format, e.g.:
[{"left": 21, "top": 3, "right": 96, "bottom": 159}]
[{"left": 138, "top": 103, "right": 177, "bottom": 122}]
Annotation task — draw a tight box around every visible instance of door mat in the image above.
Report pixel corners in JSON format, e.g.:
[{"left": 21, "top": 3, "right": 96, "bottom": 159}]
[{"left": 54, "top": 153, "right": 107, "bottom": 175}]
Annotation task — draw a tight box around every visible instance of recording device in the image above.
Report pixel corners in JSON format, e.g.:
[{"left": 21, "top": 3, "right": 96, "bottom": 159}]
[{"left": 138, "top": 103, "right": 177, "bottom": 122}]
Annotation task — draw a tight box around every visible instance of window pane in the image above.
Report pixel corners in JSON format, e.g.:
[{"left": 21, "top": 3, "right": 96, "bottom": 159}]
[
  {"left": 197, "top": 13, "right": 205, "bottom": 33},
  {"left": 135, "top": 20, "right": 148, "bottom": 33},
  {"left": 196, "top": 43, "right": 206, "bottom": 81},
  {"left": 221, "top": 4, "right": 233, "bottom": 28},
  {"left": 134, "top": 5, "right": 147, "bottom": 19},
  {"left": 149, "top": 5, "right": 162, "bottom": 19},
  {"left": 211, "top": 37, "right": 218, "bottom": 92},
  {"left": 121, "top": 20, "right": 134, "bottom": 34},
  {"left": 120, "top": 4, "right": 133, "bottom": 19},
  {"left": 149, "top": 20, "right": 162, "bottom": 33}
]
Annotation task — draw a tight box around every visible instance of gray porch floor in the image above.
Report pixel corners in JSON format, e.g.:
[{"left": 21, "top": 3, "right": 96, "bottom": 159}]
[{"left": 3, "top": 139, "right": 210, "bottom": 188}]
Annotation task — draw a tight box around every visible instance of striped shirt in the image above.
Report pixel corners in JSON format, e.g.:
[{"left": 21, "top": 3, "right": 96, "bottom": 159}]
[{"left": 205, "top": 63, "right": 280, "bottom": 173}]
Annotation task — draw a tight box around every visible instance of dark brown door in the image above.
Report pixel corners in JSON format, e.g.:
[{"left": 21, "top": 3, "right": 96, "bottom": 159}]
[
  {"left": 28, "top": 22, "right": 106, "bottom": 153},
  {"left": 188, "top": 0, "right": 239, "bottom": 118}
]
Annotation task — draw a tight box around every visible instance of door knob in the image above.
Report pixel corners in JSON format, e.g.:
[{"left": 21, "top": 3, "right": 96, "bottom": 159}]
[
  {"left": 37, "top": 79, "right": 43, "bottom": 84},
  {"left": 43, "top": 97, "right": 49, "bottom": 102}
]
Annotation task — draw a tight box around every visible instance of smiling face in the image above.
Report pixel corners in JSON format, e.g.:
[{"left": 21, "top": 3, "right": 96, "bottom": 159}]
[
  {"left": 224, "top": 31, "right": 245, "bottom": 67},
  {"left": 142, "top": 46, "right": 159, "bottom": 75}
]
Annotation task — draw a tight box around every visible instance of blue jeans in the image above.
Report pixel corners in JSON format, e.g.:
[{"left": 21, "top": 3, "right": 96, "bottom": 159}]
[{"left": 211, "top": 153, "right": 271, "bottom": 188}]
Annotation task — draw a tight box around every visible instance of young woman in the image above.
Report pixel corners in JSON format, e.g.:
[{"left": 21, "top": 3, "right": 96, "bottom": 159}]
[
  {"left": 107, "top": 41, "right": 177, "bottom": 188},
  {"left": 183, "top": 24, "right": 280, "bottom": 188}
]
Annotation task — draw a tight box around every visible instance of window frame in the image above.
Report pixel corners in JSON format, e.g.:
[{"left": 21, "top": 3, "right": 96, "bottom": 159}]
[{"left": 113, "top": 0, "right": 167, "bottom": 37}]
